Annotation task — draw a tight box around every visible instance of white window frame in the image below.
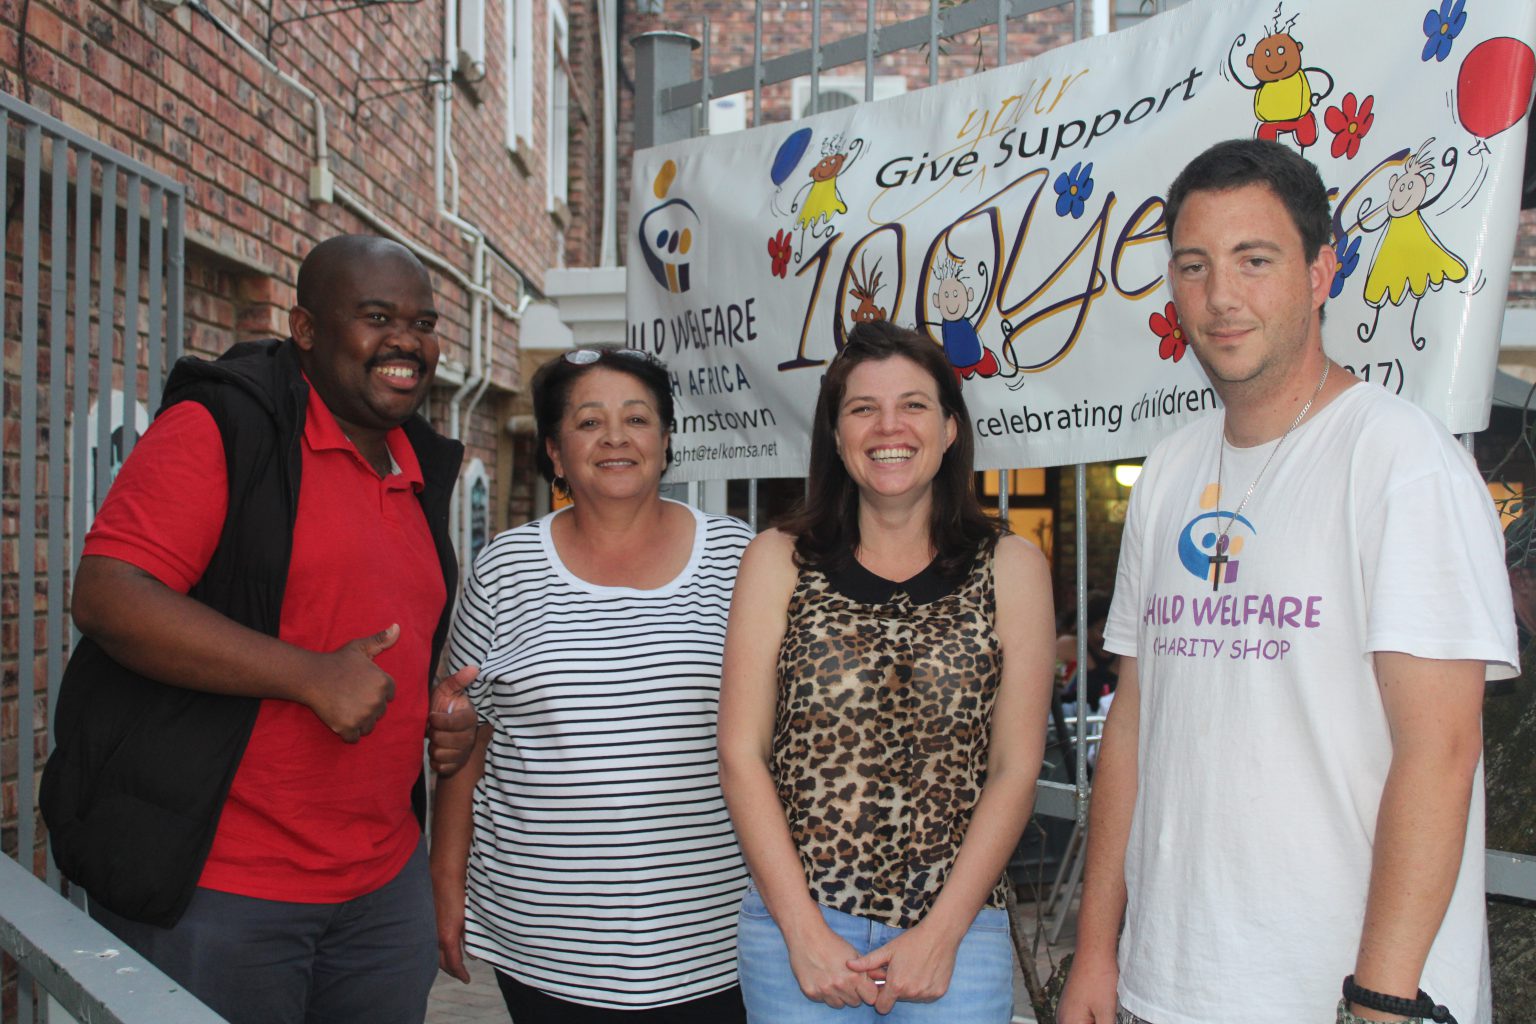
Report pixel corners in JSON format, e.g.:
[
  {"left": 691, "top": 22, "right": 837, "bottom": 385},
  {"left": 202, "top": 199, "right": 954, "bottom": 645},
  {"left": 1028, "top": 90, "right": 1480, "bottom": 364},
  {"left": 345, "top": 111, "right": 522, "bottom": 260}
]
[
  {"left": 504, "top": 0, "right": 534, "bottom": 156},
  {"left": 546, "top": 0, "right": 570, "bottom": 213},
  {"left": 458, "top": 0, "right": 487, "bottom": 80}
]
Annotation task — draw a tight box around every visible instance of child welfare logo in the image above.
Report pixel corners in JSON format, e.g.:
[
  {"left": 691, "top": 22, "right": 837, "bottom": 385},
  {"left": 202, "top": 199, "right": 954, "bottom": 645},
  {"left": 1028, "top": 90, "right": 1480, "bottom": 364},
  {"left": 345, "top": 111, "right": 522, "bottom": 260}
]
[
  {"left": 1144, "top": 480, "right": 1324, "bottom": 665},
  {"left": 1179, "top": 479, "right": 1255, "bottom": 591}
]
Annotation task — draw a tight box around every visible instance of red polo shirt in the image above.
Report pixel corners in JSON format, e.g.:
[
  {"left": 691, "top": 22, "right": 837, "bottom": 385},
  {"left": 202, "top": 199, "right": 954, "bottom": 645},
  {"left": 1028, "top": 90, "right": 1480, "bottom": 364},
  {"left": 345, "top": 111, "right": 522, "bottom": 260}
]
[{"left": 82, "top": 380, "right": 446, "bottom": 902}]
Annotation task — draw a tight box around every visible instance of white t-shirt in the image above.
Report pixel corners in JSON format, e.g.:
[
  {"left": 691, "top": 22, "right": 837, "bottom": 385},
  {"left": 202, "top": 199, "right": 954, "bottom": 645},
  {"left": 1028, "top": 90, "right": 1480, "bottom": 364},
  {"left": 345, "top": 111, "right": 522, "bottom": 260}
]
[
  {"left": 447, "top": 502, "right": 753, "bottom": 1009},
  {"left": 1104, "top": 382, "right": 1517, "bottom": 1024}
]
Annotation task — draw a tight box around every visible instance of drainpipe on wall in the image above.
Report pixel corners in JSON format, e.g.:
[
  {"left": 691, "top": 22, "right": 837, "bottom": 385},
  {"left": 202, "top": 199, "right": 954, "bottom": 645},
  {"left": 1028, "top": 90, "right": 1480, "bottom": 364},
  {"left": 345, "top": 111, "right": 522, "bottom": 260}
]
[
  {"left": 437, "top": 0, "right": 509, "bottom": 448},
  {"left": 466, "top": 260, "right": 501, "bottom": 418},
  {"left": 596, "top": 0, "right": 618, "bottom": 266},
  {"left": 187, "top": 1, "right": 334, "bottom": 204},
  {"left": 446, "top": 236, "right": 488, "bottom": 445}
]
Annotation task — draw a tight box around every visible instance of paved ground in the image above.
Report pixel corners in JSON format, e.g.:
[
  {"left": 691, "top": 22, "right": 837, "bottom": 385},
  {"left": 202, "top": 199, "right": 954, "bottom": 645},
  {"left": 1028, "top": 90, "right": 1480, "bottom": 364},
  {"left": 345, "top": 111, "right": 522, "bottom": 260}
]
[
  {"left": 425, "top": 898, "right": 1077, "bottom": 1024},
  {"left": 427, "top": 960, "right": 506, "bottom": 1024}
]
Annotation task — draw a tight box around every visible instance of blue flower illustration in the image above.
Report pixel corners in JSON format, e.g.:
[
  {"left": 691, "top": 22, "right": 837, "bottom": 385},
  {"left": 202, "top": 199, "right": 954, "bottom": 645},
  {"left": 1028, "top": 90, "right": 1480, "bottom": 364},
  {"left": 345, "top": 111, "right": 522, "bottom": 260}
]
[
  {"left": 1421, "top": 0, "right": 1465, "bottom": 62},
  {"left": 1053, "top": 161, "right": 1095, "bottom": 219},
  {"left": 1329, "top": 234, "right": 1361, "bottom": 298}
]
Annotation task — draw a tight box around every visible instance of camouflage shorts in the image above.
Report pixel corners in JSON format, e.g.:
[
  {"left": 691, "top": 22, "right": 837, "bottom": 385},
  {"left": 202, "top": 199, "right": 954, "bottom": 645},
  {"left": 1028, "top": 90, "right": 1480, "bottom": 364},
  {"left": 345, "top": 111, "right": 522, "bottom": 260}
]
[
  {"left": 1114, "top": 1001, "right": 1426, "bottom": 1024},
  {"left": 1336, "top": 998, "right": 1426, "bottom": 1024}
]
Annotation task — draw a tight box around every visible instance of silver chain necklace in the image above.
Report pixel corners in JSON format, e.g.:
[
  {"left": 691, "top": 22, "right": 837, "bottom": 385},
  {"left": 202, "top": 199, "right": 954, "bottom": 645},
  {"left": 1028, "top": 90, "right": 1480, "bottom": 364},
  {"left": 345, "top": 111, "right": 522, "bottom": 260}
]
[{"left": 1208, "top": 360, "right": 1330, "bottom": 592}]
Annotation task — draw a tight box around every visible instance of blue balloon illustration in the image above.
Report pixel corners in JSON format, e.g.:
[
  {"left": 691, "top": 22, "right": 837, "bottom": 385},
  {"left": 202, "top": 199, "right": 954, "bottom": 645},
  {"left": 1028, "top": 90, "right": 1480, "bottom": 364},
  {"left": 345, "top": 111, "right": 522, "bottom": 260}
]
[{"left": 771, "top": 128, "right": 814, "bottom": 187}]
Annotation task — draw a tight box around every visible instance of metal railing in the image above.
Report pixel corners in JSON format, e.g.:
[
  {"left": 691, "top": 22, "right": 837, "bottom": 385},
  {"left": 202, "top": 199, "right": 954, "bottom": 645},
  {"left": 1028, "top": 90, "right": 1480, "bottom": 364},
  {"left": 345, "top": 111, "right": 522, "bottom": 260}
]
[
  {"left": 0, "top": 88, "right": 197, "bottom": 1023},
  {"left": 0, "top": 858, "right": 224, "bottom": 1024}
]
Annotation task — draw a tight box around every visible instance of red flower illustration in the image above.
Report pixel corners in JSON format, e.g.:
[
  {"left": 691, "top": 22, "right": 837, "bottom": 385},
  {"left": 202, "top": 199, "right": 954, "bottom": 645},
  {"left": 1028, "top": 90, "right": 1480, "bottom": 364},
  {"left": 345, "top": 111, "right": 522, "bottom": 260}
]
[
  {"left": 1151, "top": 301, "right": 1186, "bottom": 362},
  {"left": 767, "top": 230, "right": 792, "bottom": 278},
  {"left": 1324, "top": 93, "right": 1375, "bottom": 160}
]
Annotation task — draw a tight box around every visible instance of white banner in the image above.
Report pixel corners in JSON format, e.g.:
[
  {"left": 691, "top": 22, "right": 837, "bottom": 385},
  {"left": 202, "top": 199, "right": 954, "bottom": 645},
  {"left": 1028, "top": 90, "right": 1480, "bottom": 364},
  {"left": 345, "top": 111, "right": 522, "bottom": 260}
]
[{"left": 627, "top": 0, "right": 1536, "bottom": 480}]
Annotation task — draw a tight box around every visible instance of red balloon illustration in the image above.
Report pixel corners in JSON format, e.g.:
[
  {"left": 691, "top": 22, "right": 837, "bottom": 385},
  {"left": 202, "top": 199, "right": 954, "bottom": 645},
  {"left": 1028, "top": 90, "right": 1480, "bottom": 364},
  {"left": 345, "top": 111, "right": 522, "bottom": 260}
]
[{"left": 1456, "top": 36, "right": 1536, "bottom": 141}]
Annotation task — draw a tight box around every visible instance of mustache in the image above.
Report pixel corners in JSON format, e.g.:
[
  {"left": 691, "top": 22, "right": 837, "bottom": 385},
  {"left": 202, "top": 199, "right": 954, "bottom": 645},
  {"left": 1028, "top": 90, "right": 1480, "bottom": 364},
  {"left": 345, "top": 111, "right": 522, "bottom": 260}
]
[
  {"left": 1199, "top": 321, "right": 1257, "bottom": 335},
  {"left": 367, "top": 350, "right": 425, "bottom": 370}
]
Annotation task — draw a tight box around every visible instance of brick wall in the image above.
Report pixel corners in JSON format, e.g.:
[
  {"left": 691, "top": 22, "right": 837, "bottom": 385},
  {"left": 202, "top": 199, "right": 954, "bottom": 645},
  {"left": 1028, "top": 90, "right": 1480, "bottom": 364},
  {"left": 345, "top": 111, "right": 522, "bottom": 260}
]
[{"left": 0, "top": 0, "right": 607, "bottom": 380}]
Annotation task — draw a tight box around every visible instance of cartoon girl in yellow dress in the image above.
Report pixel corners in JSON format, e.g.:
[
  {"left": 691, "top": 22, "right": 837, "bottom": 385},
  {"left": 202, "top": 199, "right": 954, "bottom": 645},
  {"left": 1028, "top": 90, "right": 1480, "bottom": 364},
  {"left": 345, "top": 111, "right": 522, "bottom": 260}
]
[
  {"left": 792, "top": 134, "right": 863, "bottom": 235},
  {"left": 1358, "top": 145, "right": 1465, "bottom": 349},
  {"left": 796, "top": 153, "right": 848, "bottom": 229}
]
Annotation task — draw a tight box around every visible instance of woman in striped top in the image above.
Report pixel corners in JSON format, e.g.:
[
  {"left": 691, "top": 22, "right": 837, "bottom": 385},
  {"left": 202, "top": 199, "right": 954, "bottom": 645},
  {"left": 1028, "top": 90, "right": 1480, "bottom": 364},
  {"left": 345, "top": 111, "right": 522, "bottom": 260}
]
[{"left": 430, "top": 347, "right": 752, "bottom": 1022}]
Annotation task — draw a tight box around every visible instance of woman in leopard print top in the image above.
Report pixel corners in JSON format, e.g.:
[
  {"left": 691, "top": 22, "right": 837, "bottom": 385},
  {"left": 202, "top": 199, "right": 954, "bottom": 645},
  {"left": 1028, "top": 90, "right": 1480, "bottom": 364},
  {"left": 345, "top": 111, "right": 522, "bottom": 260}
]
[{"left": 719, "top": 321, "right": 1056, "bottom": 1022}]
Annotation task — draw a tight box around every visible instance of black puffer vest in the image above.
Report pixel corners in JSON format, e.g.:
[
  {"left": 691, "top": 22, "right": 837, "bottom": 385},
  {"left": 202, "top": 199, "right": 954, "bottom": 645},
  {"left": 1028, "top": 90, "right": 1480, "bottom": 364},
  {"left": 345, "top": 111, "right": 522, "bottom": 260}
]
[{"left": 40, "top": 339, "right": 463, "bottom": 926}]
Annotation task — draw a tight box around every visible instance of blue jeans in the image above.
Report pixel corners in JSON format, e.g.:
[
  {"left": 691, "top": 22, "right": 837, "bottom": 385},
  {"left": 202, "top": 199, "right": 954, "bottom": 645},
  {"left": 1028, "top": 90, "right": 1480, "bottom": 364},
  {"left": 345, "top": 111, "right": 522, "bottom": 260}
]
[{"left": 735, "top": 887, "right": 1014, "bottom": 1023}]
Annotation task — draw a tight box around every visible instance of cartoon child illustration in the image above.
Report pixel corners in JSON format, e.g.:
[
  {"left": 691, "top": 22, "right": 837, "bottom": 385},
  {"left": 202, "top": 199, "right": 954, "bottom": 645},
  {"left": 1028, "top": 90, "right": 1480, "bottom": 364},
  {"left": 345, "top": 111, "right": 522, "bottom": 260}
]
[
  {"left": 1356, "top": 141, "right": 1467, "bottom": 349},
  {"left": 928, "top": 256, "right": 999, "bottom": 381},
  {"left": 847, "top": 254, "right": 888, "bottom": 325},
  {"left": 793, "top": 134, "right": 864, "bottom": 235},
  {"left": 1227, "top": 5, "right": 1334, "bottom": 153}
]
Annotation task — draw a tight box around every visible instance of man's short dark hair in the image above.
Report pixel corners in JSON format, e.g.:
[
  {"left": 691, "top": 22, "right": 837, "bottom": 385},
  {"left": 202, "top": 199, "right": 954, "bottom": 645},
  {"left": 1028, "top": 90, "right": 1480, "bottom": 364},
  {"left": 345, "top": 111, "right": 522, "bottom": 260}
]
[
  {"left": 295, "top": 235, "right": 425, "bottom": 312},
  {"left": 1165, "top": 139, "right": 1332, "bottom": 261}
]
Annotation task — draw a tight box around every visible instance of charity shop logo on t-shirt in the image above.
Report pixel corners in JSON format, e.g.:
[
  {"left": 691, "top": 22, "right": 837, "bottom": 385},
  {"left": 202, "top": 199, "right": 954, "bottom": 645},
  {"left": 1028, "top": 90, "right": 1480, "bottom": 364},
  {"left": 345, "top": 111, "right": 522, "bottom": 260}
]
[
  {"left": 1177, "top": 480, "right": 1254, "bottom": 591},
  {"left": 1140, "top": 479, "right": 1325, "bottom": 665}
]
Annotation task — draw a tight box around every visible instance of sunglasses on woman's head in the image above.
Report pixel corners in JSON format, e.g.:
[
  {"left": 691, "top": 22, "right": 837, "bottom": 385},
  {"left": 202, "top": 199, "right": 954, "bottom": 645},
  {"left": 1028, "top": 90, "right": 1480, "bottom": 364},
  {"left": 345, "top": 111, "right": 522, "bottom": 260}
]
[{"left": 563, "top": 347, "right": 654, "bottom": 366}]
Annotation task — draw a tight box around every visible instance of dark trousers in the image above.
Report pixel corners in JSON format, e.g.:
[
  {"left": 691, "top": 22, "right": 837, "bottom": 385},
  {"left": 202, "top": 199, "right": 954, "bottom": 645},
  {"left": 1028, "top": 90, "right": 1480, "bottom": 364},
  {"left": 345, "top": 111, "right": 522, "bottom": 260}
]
[
  {"left": 496, "top": 970, "right": 748, "bottom": 1024},
  {"left": 89, "top": 841, "right": 438, "bottom": 1024}
]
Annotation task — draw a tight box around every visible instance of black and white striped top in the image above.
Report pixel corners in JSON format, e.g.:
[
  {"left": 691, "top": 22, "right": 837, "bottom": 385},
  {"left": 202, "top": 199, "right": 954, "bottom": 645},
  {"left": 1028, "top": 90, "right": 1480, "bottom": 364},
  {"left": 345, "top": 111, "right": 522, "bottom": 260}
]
[{"left": 447, "top": 501, "right": 753, "bottom": 1009}]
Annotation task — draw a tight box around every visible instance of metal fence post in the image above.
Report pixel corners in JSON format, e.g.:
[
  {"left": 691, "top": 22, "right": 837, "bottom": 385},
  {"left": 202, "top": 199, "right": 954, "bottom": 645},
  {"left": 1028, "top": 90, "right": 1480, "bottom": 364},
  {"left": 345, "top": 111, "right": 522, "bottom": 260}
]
[
  {"left": 18, "top": 116, "right": 43, "bottom": 1024},
  {"left": 632, "top": 31, "right": 701, "bottom": 150}
]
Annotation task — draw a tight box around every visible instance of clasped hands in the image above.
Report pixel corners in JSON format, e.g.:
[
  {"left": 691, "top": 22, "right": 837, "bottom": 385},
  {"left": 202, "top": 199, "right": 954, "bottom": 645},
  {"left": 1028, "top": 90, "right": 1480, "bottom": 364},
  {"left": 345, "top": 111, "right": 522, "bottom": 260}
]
[{"left": 793, "top": 921, "right": 957, "bottom": 1015}]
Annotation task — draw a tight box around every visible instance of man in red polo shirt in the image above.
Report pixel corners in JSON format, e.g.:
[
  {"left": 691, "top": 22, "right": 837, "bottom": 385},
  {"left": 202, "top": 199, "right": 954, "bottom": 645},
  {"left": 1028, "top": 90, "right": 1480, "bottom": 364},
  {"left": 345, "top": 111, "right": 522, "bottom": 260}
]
[{"left": 42, "top": 235, "right": 476, "bottom": 1024}]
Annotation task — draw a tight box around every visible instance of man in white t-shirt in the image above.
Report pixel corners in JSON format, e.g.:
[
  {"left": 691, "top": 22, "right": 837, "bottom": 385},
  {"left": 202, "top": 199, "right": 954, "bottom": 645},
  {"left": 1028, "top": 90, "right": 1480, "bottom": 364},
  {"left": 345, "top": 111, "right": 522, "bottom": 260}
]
[{"left": 1057, "top": 139, "right": 1518, "bottom": 1024}]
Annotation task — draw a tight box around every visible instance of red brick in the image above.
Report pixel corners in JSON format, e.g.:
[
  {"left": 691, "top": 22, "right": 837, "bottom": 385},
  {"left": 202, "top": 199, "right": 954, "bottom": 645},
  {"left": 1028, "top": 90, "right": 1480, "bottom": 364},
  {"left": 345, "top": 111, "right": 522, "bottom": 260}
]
[{"left": 26, "top": 3, "right": 64, "bottom": 51}]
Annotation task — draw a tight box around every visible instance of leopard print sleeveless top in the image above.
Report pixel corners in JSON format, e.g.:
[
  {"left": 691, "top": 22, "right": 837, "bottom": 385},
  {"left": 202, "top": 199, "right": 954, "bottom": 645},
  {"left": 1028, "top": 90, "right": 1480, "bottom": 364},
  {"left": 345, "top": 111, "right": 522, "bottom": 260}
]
[{"left": 770, "top": 547, "right": 1008, "bottom": 929}]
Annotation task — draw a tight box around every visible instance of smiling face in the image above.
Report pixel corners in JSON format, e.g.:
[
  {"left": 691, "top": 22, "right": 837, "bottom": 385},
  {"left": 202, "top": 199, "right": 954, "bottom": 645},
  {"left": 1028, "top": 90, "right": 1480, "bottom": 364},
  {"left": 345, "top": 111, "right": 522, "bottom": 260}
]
[
  {"left": 1386, "top": 168, "right": 1430, "bottom": 217},
  {"left": 1247, "top": 31, "right": 1303, "bottom": 82},
  {"left": 291, "top": 248, "right": 439, "bottom": 441},
  {"left": 1168, "top": 183, "right": 1334, "bottom": 397},
  {"left": 546, "top": 367, "right": 670, "bottom": 504},
  {"left": 935, "top": 277, "right": 971, "bottom": 320},
  {"left": 834, "top": 355, "right": 957, "bottom": 506},
  {"left": 810, "top": 152, "right": 846, "bottom": 182}
]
